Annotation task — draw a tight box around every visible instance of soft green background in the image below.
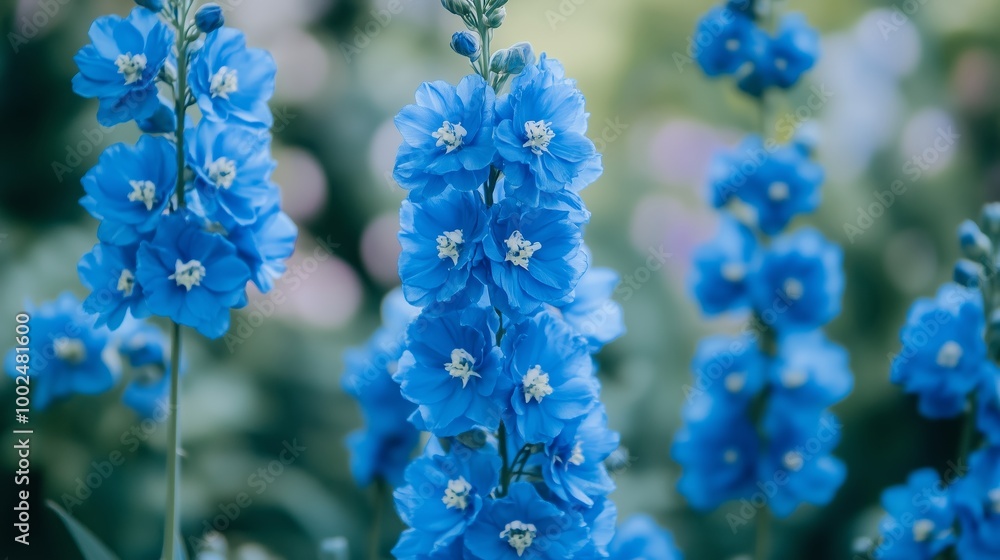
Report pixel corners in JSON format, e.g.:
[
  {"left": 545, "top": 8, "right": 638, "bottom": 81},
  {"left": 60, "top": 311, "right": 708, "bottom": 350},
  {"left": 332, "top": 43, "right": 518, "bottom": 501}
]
[{"left": 1, "top": 0, "right": 999, "bottom": 558}]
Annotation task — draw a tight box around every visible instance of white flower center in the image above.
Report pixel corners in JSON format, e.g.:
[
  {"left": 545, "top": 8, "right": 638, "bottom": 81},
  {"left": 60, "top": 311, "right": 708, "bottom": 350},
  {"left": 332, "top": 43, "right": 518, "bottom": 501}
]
[
  {"left": 522, "top": 365, "right": 554, "bottom": 404},
  {"left": 724, "top": 372, "right": 746, "bottom": 393},
  {"left": 117, "top": 269, "right": 136, "bottom": 297},
  {"left": 936, "top": 341, "right": 963, "bottom": 369},
  {"left": 210, "top": 66, "right": 239, "bottom": 99},
  {"left": 127, "top": 180, "right": 157, "bottom": 211},
  {"left": 775, "top": 58, "right": 788, "bottom": 71},
  {"left": 115, "top": 53, "right": 147, "bottom": 85},
  {"left": 721, "top": 262, "right": 745, "bottom": 282},
  {"left": 441, "top": 476, "right": 472, "bottom": 511},
  {"left": 432, "top": 121, "right": 467, "bottom": 153},
  {"left": 783, "top": 451, "right": 804, "bottom": 472},
  {"left": 53, "top": 337, "right": 87, "bottom": 364},
  {"left": 523, "top": 120, "right": 555, "bottom": 155},
  {"left": 769, "top": 181, "right": 790, "bottom": 201},
  {"left": 436, "top": 230, "right": 464, "bottom": 266},
  {"left": 169, "top": 259, "right": 206, "bottom": 291},
  {"left": 783, "top": 278, "right": 804, "bottom": 300},
  {"left": 989, "top": 488, "right": 1000, "bottom": 514},
  {"left": 724, "top": 448, "right": 739, "bottom": 464},
  {"left": 781, "top": 370, "right": 808, "bottom": 389},
  {"left": 725, "top": 38, "right": 741, "bottom": 52},
  {"left": 912, "top": 519, "right": 935, "bottom": 542},
  {"left": 445, "top": 348, "right": 481, "bottom": 388},
  {"left": 500, "top": 520, "right": 537, "bottom": 557},
  {"left": 504, "top": 231, "right": 541, "bottom": 270},
  {"left": 208, "top": 158, "right": 238, "bottom": 189},
  {"left": 568, "top": 441, "right": 585, "bottom": 466}
]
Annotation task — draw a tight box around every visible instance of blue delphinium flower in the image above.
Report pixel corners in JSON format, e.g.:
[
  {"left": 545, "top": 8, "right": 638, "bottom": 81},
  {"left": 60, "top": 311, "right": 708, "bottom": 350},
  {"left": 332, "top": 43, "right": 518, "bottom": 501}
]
[
  {"left": 494, "top": 54, "right": 600, "bottom": 206},
  {"left": 80, "top": 135, "right": 177, "bottom": 246},
  {"left": 576, "top": 497, "right": 618, "bottom": 558},
  {"left": 952, "top": 447, "right": 1000, "bottom": 559},
  {"left": 769, "top": 14, "right": 820, "bottom": 89},
  {"left": 342, "top": 289, "right": 421, "bottom": 487},
  {"left": 483, "top": 198, "right": 588, "bottom": 319},
  {"left": 115, "top": 315, "right": 169, "bottom": 368},
  {"left": 393, "top": 442, "right": 501, "bottom": 554},
  {"left": 395, "top": 305, "right": 507, "bottom": 435},
  {"left": 3, "top": 293, "right": 118, "bottom": 410},
  {"left": 552, "top": 266, "right": 625, "bottom": 352},
  {"left": 136, "top": 213, "right": 251, "bottom": 339},
  {"left": 534, "top": 405, "right": 619, "bottom": 507},
  {"left": 78, "top": 242, "right": 150, "bottom": 329},
  {"left": 464, "top": 482, "right": 589, "bottom": 560},
  {"left": 693, "top": 6, "right": 766, "bottom": 77},
  {"left": 608, "top": 514, "right": 684, "bottom": 560},
  {"left": 187, "top": 120, "right": 278, "bottom": 225},
  {"left": 978, "top": 364, "right": 1000, "bottom": 445},
  {"left": 874, "top": 469, "right": 955, "bottom": 560},
  {"left": 72, "top": 7, "right": 174, "bottom": 126},
  {"left": 768, "top": 331, "right": 853, "bottom": 415},
  {"left": 398, "top": 187, "right": 488, "bottom": 307},
  {"left": 690, "top": 216, "right": 758, "bottom": 315},
  {"left": 194, "top": 3, "right": 225, "bottom": 34},
  {"left": 502, "top": 311, "right": 598, "bottom": 443},
  {"left": 709, "top": 136, "right": 823, "bottom": 235},
  {"left": 393, "top": 74, "right": 496, "bottom": 200},
  {"left": 689, "top": 334, "right": 768, "bottom": 402},
  {"left": 189, "top": 27, "right": 276, "bottom": 128},
  {"left": 891, "top": 283, "right": 986, "bottom": 418},
  {"left": 750, "top": 227, "right": 844, "bottom": 331},
  {"left": 672, "top": 392, "right": 759, "bottom": 510},
  {"left": 224, "top": 193, "right": 298, "bottom": 293}
]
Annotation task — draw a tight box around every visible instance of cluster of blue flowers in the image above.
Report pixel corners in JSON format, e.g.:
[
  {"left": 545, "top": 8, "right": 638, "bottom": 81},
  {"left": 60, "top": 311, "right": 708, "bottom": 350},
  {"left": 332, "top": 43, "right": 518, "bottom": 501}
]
[
  {"left": 343, "top": 0, "right": 681, "bottom": 557},
  {"left": 868, "top": 208, "right": 1000, "bottom": 559},
  {"left": 71, "top": 1, "right": 296, "bottom": 340},
  {"left": 4, "top": 292, "right": 176, "bottom": 419},
  {"left": 674, "top": 0, "right": 852, "bottom": 525}
]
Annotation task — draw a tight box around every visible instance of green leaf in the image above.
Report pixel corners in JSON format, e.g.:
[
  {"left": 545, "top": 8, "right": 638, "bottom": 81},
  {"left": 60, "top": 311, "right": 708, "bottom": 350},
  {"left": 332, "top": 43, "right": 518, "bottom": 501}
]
[{"left": 46, "top": 500, "right": 120, "bottom": 560}]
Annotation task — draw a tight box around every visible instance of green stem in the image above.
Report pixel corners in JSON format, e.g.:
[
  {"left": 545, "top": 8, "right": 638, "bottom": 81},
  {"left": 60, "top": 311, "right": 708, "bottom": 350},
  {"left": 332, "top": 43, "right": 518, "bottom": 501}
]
[
  {"left": 162, "top": 322, "right": 182, "bottom": 560},
  {"left": 498, "top": 424, "right": 510, "bottom": 496},
  {"left": 369, "top": 478, "right": 386, "bottom": 560},
  {"left": 755, "top": 506, "right": 771, "bottom": 560}
]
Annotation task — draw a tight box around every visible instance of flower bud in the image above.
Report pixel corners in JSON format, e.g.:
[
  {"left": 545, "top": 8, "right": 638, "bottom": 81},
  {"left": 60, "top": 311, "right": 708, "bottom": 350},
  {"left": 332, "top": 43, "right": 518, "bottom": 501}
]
[
  {"left": 982, "top": 203, "right": 1000, "bottom": 238},
  {"left": 959, "top": 219, "right": 992, "bottom": 261},
  {"left": 489, "top": 49, "right": 510, "bottom": 74},
  {"left": 954, "top": 259, "right": 983, "bottom": 289},
  {"left": 441, "top": 0, "right": 473, "bottom": 17},
  {"left": 134, "top": 0, "right": 165, "bottom": 11},
  {"left": 450, "top": 31, "right": 481, "bottom": 60},
  {"left": 195, "top": 3, "right": 225, "bottom": 33},
  {"left": 504, "top": 42, "right": 535, "bottom": 74},
  {"left": 486, "top": 7, "right": 506, "bottom": 28}
]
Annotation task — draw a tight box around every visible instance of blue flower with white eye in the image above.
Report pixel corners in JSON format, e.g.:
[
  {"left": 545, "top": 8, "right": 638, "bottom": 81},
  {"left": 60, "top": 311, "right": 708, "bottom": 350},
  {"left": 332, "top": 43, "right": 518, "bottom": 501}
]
[
  {"left": 136, "top": 213, "right": 251, "bottom": 339},
  {"left": 690, "top": 334, "right": 767, "bottom": 402},
  {"left": 80, "top": 135, "right": 177, "bottom": 246},
  {"left": 608, "top": 514, "right": 684, "bottom": 560},
  {"left": 78, "top": 243, "right": 150, "bottom": 329},
  {"left": 464, "top": 482, "right": 589, "bottom": 560},
  {"left": 690, "top": 216, "right": 758, "bottom": 315},
  {"left": 224, "top": 192, "right": 298, "bottom": 293},
  {"left": 494, "top": 54, "right": 600, "bottom": 206},
  {"left": 769, "top": 14, "right": 820, "bottom": 89},
  {"left": 891, "top": 283, "right": 986, "bottom": 419},
  {"left": 393, "top": 443, "right": 501, "bottom": 553},
  {"left": 534, "top": 405, "right": 619, "bottom": 507},
  {"left": 483, "top": 198, "right": 588, "bottom": 319},
  {"left": 114, "top": 315, "right": 169, "bottom": 368},
  {"left": 189, "top": 27, "right": 276, "bottom": 128},
  {"left": 392, "top": 529, "right": 463, "bottom": 560},
  {"left": 874, "top": 468, "right": 955, "bottom": 560},
  {"left": 575, "top": 497, "right": 618, "bottom": 558},
  {"left": 394, "top": 305, "right": 506, "bottom": 436},
  {"left": 693, "top": 6, "right": 766, "bottom": 78},
  {"left": 709, "top": 136, "right": 823, "bottom": 234},
  {"left": 952, "top": 447, "right": 1000, "bottom": 559},
  {"left": 343, "top": 289, "right": 421, "bottom": 487},
  {"left": 978, "top": 364, "right": 1000, "bottom": 445},
  {"left": 553, "top": 265, "right": 624, "bottom": 352},
  {"left": 769, "top": 331, "right": 853, "bottom": 413},
  {"left": 672, "top": 392, "right": 759, "bottom": 511},
  {"left": 392, "top": 74, "right": 496, "bottom": 200},
  {"left": 398, "top": 187, "right": 488, "bottom": 307},
  {"left": 750, "top": 227, "right": 843, "bottom": 332},
  {"left": 187, "top": 120, "right": 278, "bottom": 225},
  {"left": 502, "top": 311, "right": 598, "bottom": 444},
  {"left": 759, "top": 409, "right": 846, "bottom": 518},
  {"left": 72, "top": 7, "right": 174, "bottom": 126},
  {"left": 3, "top": 293, "right": 118, "bottom": 410}
]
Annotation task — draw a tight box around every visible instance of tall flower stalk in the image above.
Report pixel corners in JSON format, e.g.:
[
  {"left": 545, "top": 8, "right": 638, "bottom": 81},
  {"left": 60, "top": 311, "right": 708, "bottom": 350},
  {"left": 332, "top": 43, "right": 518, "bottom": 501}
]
[
  {"left": 68, "top": 0, "right": 296, "bottom": 555},
  {"left": 343, "top": 0, "right": 682, "bottom": 558},
  {"left": 673, "top": 1, "right": 849, "bottom": 558}
]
